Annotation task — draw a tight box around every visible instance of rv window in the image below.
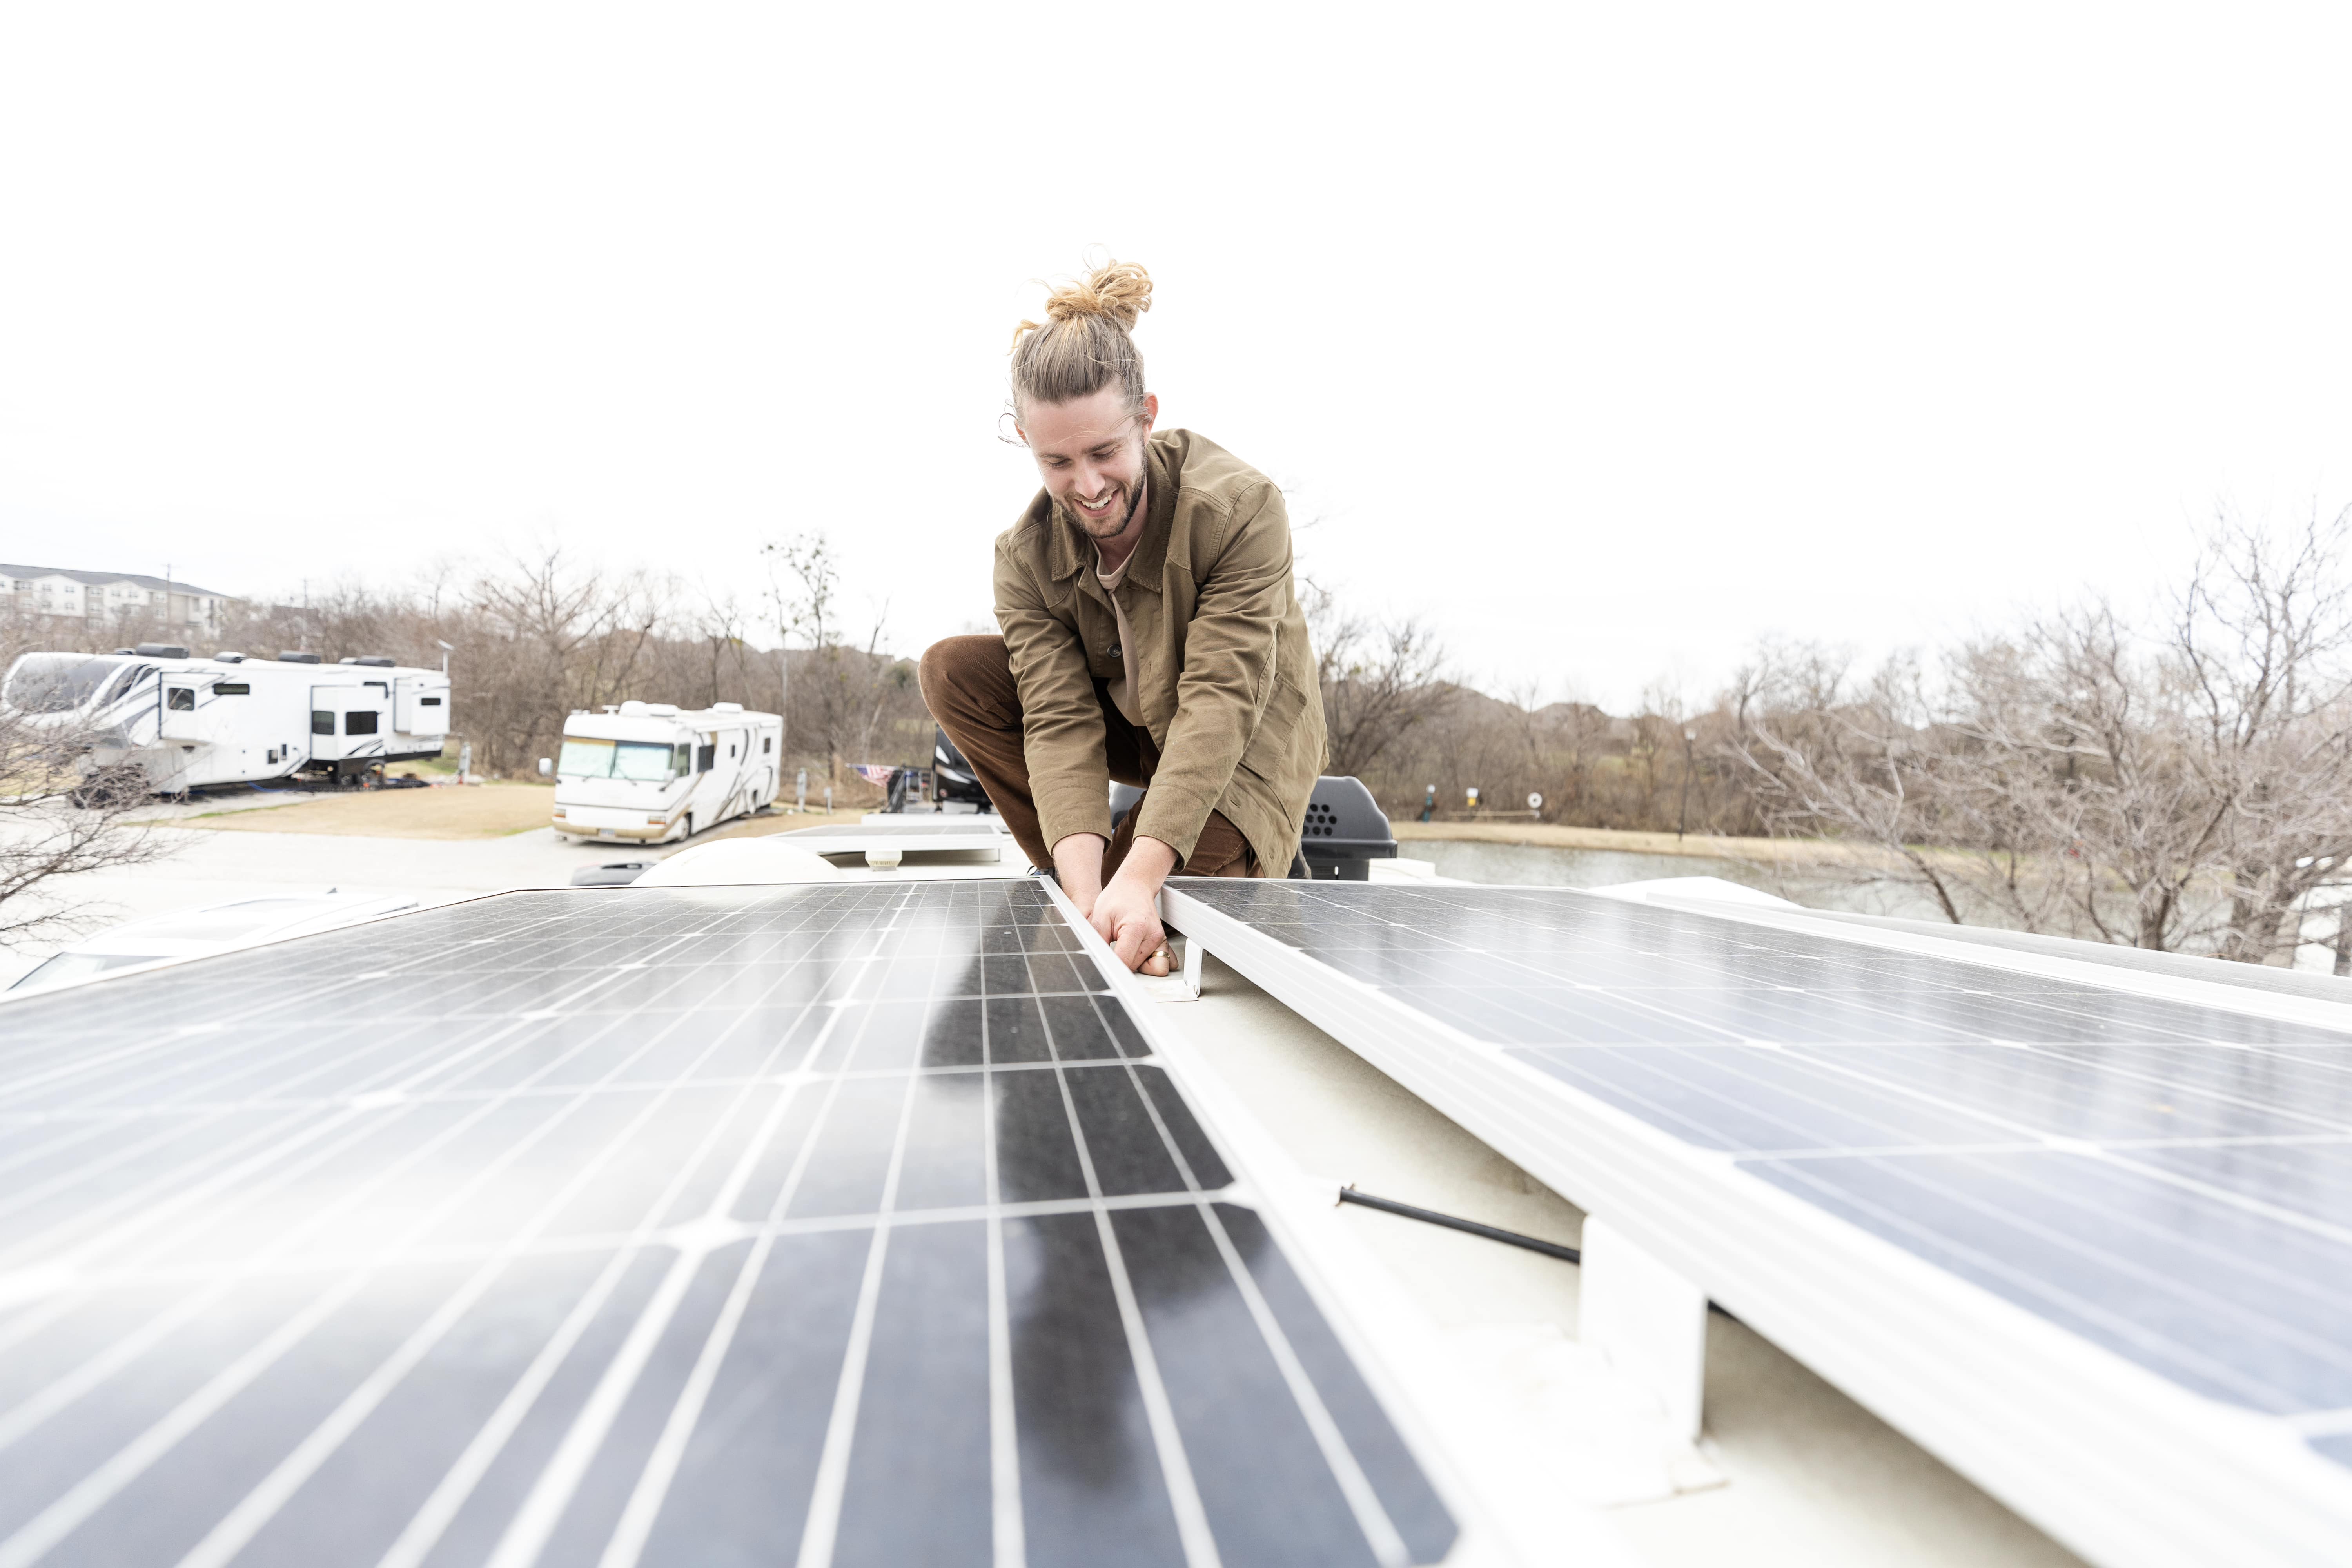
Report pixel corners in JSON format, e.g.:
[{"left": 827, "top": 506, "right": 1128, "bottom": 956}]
[
  {"left": 345, "top": 711, "right": 380, "bottom": 735},
  {"left": 696, "top": 742, "right": 716, "bottom": 773},
  {"left": 312, "top": 711, "right": 334, "bottom": 735},
  {"left": 673, "top": 743, "right": 692, "bottom": 775},
  {"left": 166, "top": 688, "right": 195, "bottom": 711},
  {"left": 763, "top": 736, "right": 772, "bottom": 754},
  {"left": 610, "top": 742, "right": 675, "bottom": 783},
  {"left": 557, "top": 739, "right": 613, "bottom": 777},
  {"left": 420, "top": 696, "right": 442, "bottom": 707},
  {"left": 556, "top": 738, "right": 681, "bottom": 780},
  {"left": 214, "top": 682, "right": 250, "bottom": 696}
]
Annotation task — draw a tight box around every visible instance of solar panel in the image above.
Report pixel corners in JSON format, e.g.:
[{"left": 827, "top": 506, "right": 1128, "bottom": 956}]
[
  {"left": 1163, "top": 878, "right": 2352, "bottom": 1568},
  {"left": 0, "top": 879, "right": 1455, "bottom": 1567},
  {"left": 776, "top": 824, "right": 1011, "bottom": 859}
]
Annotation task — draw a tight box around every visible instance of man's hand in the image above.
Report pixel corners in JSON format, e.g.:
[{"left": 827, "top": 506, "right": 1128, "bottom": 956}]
[
  {"left": 1051, "top": 833, "right": 1106, "bottom": 918},
  {"left": 1090, "top": 838, "right": 1178, "bottom": 975},
  {"left": 1053, "top": 832, "right": 1178, "bottom": 974}
]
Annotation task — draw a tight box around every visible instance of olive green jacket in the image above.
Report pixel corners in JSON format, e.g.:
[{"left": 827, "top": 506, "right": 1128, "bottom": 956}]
[{"left": 993, "top": 429, "right": 1327, "bottom": 873}]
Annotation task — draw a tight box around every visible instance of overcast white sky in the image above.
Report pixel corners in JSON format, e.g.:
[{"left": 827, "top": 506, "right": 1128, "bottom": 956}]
[{"left": 3, "top": 4, "right": 2347, "bottom": 710}]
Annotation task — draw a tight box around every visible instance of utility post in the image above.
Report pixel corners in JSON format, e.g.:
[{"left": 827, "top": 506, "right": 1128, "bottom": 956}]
[
  {"left": 1677, "top": 726, "right": 1696, "bottom": 840},
  {"left": 760, "top": 539, "right": 796, "bottom": 800}
]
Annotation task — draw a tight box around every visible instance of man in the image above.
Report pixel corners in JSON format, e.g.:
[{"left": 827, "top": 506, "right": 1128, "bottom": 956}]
[{"left": 919, "top": 258, "right": 1325, "bottom": 973}]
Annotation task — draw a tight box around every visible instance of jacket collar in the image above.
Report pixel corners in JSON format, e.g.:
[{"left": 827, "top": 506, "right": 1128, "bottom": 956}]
[{"left": 1044, "top": 434, "right": 1176, "bottom": 592}]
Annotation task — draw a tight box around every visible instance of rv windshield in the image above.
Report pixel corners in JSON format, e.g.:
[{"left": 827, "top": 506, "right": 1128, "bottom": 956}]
[
  {"left": 3, "top": 655, "right": 126, "bottom": 714},
  {"left": 557, "top": 738, "right": 679, "bottom": 782}
]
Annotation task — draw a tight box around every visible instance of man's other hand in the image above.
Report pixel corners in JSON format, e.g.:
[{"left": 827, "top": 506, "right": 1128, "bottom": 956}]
[{"left": 1051, "top": 833, "right": 1107, "bottom": 918}]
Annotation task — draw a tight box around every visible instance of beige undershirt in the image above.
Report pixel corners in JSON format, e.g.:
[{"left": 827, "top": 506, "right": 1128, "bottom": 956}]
[{"left": 1094, "top": 549, "right": 1143, "bottom": 726}]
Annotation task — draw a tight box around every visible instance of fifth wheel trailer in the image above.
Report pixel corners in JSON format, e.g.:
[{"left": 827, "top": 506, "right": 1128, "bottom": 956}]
[{"left": 1, "top": 646, "right": 451, "bottom": 791}]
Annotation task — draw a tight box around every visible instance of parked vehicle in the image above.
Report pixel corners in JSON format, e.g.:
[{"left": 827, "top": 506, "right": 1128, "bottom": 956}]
[
  {"left": 6, "top": 890, "right": 427, "bottom": 994},
  {"left": 1, "top": 644, "right": 451, "bottom": 791},
  {"left": 548, "top": 700, "right": 781, "bottom": 844}
]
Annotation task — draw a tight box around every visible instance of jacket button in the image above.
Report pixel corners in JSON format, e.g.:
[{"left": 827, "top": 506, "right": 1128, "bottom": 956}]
[{"left": 1108, "top": 644, "right": 1122, "bottom": 659}]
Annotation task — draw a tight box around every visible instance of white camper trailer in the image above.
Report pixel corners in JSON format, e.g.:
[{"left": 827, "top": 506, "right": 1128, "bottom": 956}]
[
  {"left": 0, "top": 644, "right": 452, "bottom": 791},
  {"left": 549, "top": 699, "right": 781, "bottom": 843}
]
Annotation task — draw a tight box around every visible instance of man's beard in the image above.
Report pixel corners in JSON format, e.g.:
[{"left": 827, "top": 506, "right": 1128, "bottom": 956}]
[{"left": 1060, "top": 466, "right": 1147, "bottom": 540}]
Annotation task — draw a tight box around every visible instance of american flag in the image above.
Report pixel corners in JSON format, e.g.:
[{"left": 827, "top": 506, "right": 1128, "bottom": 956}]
[{"left": 852, "top": 764, "right": 897, "bottom": 786}]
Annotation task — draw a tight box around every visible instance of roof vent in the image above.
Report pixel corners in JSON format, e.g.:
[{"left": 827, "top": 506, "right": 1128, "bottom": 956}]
[
  {"left": 352, "top": 655, "right": 396, "bottom": 668},
  {"left": 646, "top": 703, "right": 680, "bottom": 717},
  {"left": 133, "top": 643, "right": 190, "bottom": 659},
  {"left": 1291, "top": 775, "right": 1400, "bottom": 880},
  {"left": 618, "top": 700, "right": 650, "bottom": 716},
  {"left": 711, "top": 701, "right": 744, "bottom": 713},
  {"left": 279, "top": 651, "right": 322, "bottom": 665},
  {"left": 113, "top": 647, "right": 136, "bottom": 655},
  {"left": 213, "top": 651, "right": 246, "bottom": 663}
]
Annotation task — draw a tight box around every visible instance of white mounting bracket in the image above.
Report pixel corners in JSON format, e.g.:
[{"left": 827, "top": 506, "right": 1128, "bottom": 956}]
[
  {"left": 1131, "top": 913, "right": 1203, "bottom": 1004},
  {"left": 1577, "top": 1216, "right": 1709, "bottom": 1444}
]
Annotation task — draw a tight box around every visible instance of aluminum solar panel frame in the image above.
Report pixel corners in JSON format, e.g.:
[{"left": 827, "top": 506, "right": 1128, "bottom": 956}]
[
  {"left": 1161, "top": 878, "right": 2352, "bottom": 1568},
  {"left": 0, "top": 878, "right": 1466, "bottom": 1568}
]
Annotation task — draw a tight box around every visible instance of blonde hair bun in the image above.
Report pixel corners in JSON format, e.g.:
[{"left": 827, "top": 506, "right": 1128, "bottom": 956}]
[
  {"left": 1041, "top": 258, "right": 1152, "bottom": 331},
  {"left": 1008, "top": 253, "right": 1153, "bottom": 415}
]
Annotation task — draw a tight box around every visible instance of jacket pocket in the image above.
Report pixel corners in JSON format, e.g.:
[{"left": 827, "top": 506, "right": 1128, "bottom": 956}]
[{"left": 1238, "top": 675, "right": 1310, "bottom": 782}]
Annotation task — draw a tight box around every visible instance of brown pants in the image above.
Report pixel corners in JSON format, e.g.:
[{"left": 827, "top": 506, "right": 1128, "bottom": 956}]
[{"left": 918, "top": 634, "right": 1263, "bottom": 880}]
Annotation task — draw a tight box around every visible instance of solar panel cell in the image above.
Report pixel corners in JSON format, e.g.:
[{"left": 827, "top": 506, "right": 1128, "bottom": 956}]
[
  {"left": 1746, "top": 1149, "right": 2352, "bottom": 1413},
  {"left": 1109, "top": 1203, "right": 1387, "bottom": 1568},
  {"left": 833, "top": 1221, "right": 996, "bottom": 1566},
  {"left": 1507, "top": 1044, "right": 2021, "bottom": 1151},
  {"left": 1005, "top": 1211, "right": 1189, "bottom": 1568}
]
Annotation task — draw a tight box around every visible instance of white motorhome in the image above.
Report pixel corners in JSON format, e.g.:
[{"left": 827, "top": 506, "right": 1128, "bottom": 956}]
[
  {"left": 0, "top": 644, "right": 451, "bottom": 791},
  {"left": 550, "top": 699, "right": 781, "bottom": 843}
]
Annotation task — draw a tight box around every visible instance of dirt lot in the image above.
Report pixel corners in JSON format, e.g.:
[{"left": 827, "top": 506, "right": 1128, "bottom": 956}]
[
  {"left": 171, "top": 786, "right": 863, "bottom": 844},
  {"left": 183, "top": 782, "right": 558, "bottom": 840}
]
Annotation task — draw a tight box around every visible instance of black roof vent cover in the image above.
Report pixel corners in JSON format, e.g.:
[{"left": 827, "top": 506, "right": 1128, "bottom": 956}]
[
  {"left": 278, "top": 651, "right": 323, "bottom": 665},
  {"left": 132, "top": 643, "right": 190, "bottom": 659},
  {"left": 351, "top": 655, "right": 396, "bottom": 668},
  {"left": 1294, "top": 775, "right": 1398, "bottom": 881}
]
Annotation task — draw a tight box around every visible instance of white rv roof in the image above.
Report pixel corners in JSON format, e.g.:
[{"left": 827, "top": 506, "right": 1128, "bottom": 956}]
[
  {"left": 563, "top": 704, "right": 778, "bottom": 740},
  {"left": 129, "top": 654, "right": 441, "bottom": 679}
]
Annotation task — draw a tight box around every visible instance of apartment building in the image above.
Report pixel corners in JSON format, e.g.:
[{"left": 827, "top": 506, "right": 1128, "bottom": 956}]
[{"left": 0, "top": 564, "right": 234, "bottom": 632}]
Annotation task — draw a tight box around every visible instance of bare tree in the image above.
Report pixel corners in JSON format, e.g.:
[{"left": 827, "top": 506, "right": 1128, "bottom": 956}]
[
  {"left": 764, "top": 532, "right": 926, "bottom": 788},
  {"left": 0, "top": 681, "right": 171, "bottom": 940},
  {"left": 1303, "top": 578, "right": 1453, "bottom": 777},
  {"left": 2171, "top": 508, "right": 2352, "bottom": 959},
  {"left": 1725, "top": 507, "right": 2352, "bottom": 960}
]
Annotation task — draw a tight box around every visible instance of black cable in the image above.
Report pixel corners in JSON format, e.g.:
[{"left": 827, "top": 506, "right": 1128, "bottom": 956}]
[
  {"left": 1337, "top": 1185, "right": 1581, "bottom": 1263},
  {"left": 1337, "top": 1185, "right": 1742, "bottom": 1322}
]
